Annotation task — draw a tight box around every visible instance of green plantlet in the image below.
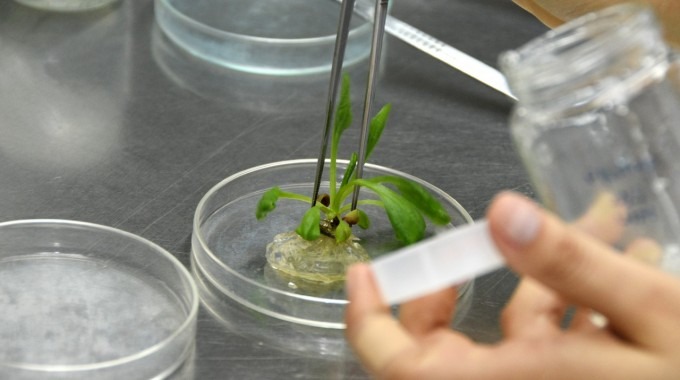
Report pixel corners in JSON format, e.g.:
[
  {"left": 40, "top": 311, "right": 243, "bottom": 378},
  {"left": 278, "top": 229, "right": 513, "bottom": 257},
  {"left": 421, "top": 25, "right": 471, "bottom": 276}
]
[{"left": 255, "top": 74, "right": 451, "bottom": 245}]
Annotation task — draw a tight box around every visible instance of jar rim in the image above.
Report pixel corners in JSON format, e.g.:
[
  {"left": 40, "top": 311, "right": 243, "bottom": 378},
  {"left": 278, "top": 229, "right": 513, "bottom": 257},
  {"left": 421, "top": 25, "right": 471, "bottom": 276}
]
[{"left": 499, "top": 3, "right": 667, "bottom": 110}]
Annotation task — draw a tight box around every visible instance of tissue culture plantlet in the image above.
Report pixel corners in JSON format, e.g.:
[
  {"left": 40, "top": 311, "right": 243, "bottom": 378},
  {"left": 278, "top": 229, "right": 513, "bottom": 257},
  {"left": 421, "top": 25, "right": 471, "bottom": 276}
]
[{"left": 256, "top": 75, "right": 451, "bottom": 285}]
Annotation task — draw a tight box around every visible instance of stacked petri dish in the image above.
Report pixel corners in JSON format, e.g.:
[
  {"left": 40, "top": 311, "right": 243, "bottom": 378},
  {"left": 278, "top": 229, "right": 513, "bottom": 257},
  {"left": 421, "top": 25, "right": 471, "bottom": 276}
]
[{"left": 154, "top": 0, "right": 385, "bottom": 75}]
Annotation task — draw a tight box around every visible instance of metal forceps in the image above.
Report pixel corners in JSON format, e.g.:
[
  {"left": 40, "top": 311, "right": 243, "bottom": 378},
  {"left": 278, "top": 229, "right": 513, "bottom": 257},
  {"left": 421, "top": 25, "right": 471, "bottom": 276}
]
[{"left": 310, "top": 0, "right": 390, "bottom": 210}]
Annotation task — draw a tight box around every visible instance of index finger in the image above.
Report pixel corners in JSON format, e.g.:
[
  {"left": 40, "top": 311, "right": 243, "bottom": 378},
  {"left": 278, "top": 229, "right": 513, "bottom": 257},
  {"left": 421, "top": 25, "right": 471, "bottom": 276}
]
[
  {"left": 344, "top": 263, "right": 416, "bottom": 374},
  {"left": 345, "top": 264, "right": 483, "bottom": 379}
]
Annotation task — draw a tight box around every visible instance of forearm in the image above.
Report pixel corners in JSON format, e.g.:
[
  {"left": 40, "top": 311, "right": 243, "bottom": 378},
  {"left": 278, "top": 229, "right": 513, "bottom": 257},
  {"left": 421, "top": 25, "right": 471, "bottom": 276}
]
[{"left": 513, "top": 0, "right": 680, "bottom": 48}]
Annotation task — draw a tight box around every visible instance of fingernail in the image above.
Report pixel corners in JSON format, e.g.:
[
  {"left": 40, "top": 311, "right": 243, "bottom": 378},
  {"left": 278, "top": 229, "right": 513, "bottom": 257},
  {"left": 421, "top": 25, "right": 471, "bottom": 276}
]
[{"left": 495, "top": 193, "right": 542, "bottom": 247}]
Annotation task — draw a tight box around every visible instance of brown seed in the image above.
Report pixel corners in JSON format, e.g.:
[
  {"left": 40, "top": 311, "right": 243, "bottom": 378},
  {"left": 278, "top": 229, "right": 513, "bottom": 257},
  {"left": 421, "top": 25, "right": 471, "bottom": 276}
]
[
  {"left": 343, "top": 210, "right": 359, "bottom": 226},
  {"left": 317, "top": 193, "right": 330, "bottom": 207}
]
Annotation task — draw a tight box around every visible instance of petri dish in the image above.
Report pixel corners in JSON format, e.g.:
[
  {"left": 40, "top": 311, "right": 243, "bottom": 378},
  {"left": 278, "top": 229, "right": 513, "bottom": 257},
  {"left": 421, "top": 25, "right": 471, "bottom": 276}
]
[
  {"left": 0, "top": 220, "right": 198, "bottom": 380},
  {"left": 192, "top": 159, "right": 474, "bottom": 330},
  {"left": 192, "top": 260, "right": 352, "bottom": 357},
  {"left": 154, "top": 0, "right": 384, "bottom": 76},
  {"left": 13, "top": 0, "right": 119, "bottom": 12},
  {"left": 150, "top": 23, "right": 333, "bottom": 113}
]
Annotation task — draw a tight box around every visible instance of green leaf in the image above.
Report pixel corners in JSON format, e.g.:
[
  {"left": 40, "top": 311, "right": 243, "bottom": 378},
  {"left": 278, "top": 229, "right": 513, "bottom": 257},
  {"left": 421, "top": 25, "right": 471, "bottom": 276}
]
[
  {"left": 256, "top": 187, "right": 282, "bottom": 220},
  {"left": 332, "top": 74, "right": 353, "bottom": 147},
  {"left": 329, "top": 74, "right": 353, "bottom": 201},
  {"left": 371, "top": 176, "right": 451, "bottom": 225},
  {"left": 365, "top": 103, "right": 391, "bottom": 160},
  {"left": 356, "top": 209, "right": 370, "bottom": 229},
  {"left": 340, "top": 152, "right": 358, "bottom": 188},
  {"left": 356, "top": 181, "right": 426, "bottom": 244},
  {"left": 296, "top": 206, "right": 321, "bottom": 241},
  {"left": 335, "top": 220, "right": 352, "bottom": 243}
]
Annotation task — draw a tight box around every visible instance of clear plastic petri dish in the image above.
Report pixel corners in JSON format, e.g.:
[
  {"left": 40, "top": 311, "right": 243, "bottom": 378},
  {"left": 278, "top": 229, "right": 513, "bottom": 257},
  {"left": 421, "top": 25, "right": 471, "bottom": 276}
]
[
  {"left": 154, "top": 0, "right": 384, "bottom": 76},
  {"left": 192, "top": 159, "right": 474, "bottom": 330},
  {"left": 0, "top": 220, "right": 198, "bottom": 380},
  {"left": 13, "top": 0, "right": 119, "bottom": 12}
]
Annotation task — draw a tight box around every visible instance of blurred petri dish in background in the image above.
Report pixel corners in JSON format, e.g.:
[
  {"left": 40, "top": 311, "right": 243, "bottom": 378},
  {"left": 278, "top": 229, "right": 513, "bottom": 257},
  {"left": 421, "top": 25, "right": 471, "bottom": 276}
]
[
  {"left": 13, "top": 0, "right": 119, "bottom": 12},
  {"left": 154, "top": 0, "right": 385, "bottom": 76},
  {"left": 0, "top": 220, "right": 198, "bottom": 380}
]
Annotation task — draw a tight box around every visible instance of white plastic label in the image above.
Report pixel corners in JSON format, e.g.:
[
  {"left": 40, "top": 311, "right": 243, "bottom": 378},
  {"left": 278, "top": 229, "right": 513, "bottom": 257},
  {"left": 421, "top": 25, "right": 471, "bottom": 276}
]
[{"left": 371, "top": 220, "right": 505, "bottom": 305}]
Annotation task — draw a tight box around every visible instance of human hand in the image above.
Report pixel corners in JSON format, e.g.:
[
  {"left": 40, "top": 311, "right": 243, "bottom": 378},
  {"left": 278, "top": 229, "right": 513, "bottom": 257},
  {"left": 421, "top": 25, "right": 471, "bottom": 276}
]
[
  {"left": 345, "top": 191, "right": 680, "bottom": 379},
  {"left": 512, "top": 0, "right": 680, "bottom": 47}
]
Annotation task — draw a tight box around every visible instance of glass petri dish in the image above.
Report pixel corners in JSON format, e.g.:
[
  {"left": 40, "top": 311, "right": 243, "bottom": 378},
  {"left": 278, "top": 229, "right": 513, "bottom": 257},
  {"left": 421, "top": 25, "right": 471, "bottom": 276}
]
[
  {"left": 154, "top": 0, "right": 383, "bottom": 76},
  {"left": 13, "top": 0, "right": 119, "bottom": 12},
  {"left": 0, "top": 220, "right": 198, "bottom": 380},
  {"left": 192, "top": 159, "right": 474, "bottom": 330},
  {"left": 192, "top": 259, "right": 353, "bottom": 357}
]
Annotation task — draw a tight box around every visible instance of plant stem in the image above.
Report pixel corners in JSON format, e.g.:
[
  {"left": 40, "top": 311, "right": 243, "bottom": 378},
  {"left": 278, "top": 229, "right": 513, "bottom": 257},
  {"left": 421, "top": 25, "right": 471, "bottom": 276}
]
[{"left": 333, "top": 181, "right": 354, "bottom": 211}]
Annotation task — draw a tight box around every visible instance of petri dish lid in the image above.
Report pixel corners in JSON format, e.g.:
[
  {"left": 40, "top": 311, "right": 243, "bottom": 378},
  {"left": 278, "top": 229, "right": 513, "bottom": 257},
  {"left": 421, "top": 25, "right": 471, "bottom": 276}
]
[{"left": 0, "top": 219, "right": 198, "bottom": 380}]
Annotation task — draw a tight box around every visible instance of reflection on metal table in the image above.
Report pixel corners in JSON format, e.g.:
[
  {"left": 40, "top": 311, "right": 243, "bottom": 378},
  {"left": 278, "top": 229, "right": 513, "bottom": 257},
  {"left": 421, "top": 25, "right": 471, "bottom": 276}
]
[{"left": 0, "top": 0, "right": 547, "bottom": 378}]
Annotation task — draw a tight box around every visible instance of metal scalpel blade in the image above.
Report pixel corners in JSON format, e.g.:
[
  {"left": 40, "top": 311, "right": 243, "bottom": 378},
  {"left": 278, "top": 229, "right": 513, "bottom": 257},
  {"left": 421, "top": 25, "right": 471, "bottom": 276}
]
[{"left": 347, "top": 1, "right": 517, "bottom": 100}]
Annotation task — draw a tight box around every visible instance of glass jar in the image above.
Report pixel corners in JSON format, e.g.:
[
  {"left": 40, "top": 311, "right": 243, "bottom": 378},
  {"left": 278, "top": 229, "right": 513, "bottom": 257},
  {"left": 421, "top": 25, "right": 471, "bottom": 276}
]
[{"left": 500, "top": 4, "right": 680, "bottom": 275}]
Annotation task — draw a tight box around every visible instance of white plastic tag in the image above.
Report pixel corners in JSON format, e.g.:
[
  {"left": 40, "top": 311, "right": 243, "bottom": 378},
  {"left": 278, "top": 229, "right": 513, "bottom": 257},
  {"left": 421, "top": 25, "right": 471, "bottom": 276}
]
[{"left": 371, "top": 220, "right": 505, "bottom": 305}]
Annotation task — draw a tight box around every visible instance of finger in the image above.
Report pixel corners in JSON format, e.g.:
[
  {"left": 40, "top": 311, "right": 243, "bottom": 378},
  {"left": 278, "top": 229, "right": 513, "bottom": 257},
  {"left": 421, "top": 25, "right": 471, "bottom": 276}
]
[
  {"left": 344, "top": 264, "right": 416, "bottom": 375},
  {"left": 566, "top": 239, "right": 662, "bottom": 333},
  {"left": 569, "top": 308, "right": 608, "bottom": 332},
  {"left": 565, "top": 193, "right": 627, "bottom": 333},
  {"left": 519, "top": 192, "right": 627, "bottom": 335},
  {"left": 624, "top": 238, "right": 662, "bottom": 266},
  {"left": 556, "top": 193, "right": 625, "bottom": 333},
  {"left": 571, "top": 238, "right": 664, "bottom": 332},
  {"left": 399, "top": 286, "right": 458, "bottom": 338},
  {"left": 501, "top": 278, "right": 565, "bottom": 339},
  {"left": 573, "top": 191, "right": 627, "bottom": 244},
  {"left": 487, "top": 191, "right": 680, "bottom": 348},
  {"left": 487, "top": 334, "right": 667, "bottom": 380},
  {"left": 345, "top": 265, "right": 491, "bottom": 379}
]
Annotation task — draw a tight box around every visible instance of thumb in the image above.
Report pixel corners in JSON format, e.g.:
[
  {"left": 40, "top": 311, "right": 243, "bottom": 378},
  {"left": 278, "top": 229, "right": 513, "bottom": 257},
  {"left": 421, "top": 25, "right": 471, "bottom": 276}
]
[{"left": 486, "top": 191, "right": 680, "bottom": 348}]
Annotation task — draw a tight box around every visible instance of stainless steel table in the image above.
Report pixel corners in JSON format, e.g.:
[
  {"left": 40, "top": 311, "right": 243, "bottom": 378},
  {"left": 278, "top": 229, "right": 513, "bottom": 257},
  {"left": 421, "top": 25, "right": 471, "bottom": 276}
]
[{"left": 0, "top": 1, "right": 547, "bottom": 378}]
